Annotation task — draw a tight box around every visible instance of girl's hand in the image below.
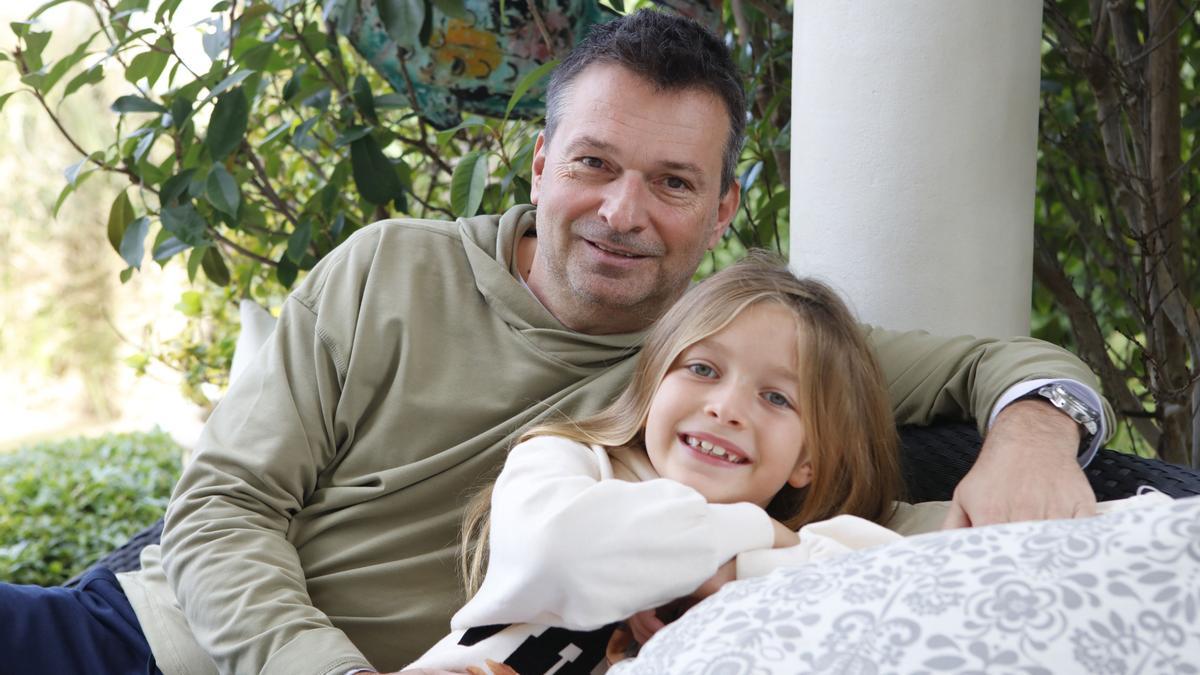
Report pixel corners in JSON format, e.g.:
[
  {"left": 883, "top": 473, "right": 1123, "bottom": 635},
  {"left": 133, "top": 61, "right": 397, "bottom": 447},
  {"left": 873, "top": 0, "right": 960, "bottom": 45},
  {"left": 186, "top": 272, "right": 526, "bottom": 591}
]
[
  {"left": 772, "top": 518, "right": 800, "bottom": 548},
  {"left": 626, "top": 607, "right": 666, "bottom": 645},
  {"left": 692, "top": 559, "right": 737, "bottom": 600}
]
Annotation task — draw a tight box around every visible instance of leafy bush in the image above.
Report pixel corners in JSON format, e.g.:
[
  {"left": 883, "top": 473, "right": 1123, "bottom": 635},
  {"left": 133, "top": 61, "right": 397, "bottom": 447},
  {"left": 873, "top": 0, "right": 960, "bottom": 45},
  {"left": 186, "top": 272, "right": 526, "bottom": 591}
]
[{"left": 0, "top": 430, "right": 182, "bottom": 586}]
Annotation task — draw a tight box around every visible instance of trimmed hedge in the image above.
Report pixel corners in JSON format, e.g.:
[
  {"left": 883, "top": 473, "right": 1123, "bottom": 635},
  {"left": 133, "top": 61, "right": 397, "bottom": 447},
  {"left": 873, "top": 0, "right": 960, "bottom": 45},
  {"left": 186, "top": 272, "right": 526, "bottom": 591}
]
[{"left": 0, "top": 430, "right": 182, "bottom": 586}]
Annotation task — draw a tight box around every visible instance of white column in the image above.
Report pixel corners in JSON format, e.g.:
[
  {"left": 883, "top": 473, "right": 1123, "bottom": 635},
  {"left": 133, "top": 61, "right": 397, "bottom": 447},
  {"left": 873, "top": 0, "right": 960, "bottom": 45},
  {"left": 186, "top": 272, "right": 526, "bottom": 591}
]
[{"left": 789, "top": 1, "right": 1043, "bottom": 338}]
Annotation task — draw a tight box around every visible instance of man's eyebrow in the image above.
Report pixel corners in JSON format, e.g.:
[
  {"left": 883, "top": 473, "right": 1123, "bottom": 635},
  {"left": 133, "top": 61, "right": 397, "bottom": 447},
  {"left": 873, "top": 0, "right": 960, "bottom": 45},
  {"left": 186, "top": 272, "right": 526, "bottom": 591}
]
[{"left": 563, "top": 135, "right": 617, "bottom": 156}]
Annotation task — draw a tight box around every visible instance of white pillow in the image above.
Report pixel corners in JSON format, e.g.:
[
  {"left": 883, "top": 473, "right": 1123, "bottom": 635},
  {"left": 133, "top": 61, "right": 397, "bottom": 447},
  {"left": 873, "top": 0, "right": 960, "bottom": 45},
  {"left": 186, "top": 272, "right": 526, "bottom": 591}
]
[{"left": 612, "top": 495, "right": 1200, "bottom": 674}]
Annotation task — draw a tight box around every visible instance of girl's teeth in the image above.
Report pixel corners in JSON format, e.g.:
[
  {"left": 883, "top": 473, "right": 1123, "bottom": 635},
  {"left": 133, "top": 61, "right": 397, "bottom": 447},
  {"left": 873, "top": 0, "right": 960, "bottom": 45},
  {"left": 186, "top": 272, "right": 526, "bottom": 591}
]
[{"left": 684, "top": 435, "right": 741, "bottom": 463}]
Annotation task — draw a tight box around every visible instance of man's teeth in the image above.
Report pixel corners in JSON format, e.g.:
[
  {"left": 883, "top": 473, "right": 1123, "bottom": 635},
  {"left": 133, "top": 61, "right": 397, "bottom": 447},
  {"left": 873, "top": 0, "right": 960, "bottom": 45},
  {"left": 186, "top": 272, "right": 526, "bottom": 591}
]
[{"left": 684, "top": 435, "right": 744, "bottom": 463}]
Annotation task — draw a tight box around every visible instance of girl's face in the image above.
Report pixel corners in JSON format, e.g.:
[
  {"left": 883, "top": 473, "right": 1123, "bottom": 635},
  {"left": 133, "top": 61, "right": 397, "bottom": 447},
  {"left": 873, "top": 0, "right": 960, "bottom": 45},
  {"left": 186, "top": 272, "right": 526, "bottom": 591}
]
[{"left": 643, "top": 302, "right": 813, "bottom": 507}]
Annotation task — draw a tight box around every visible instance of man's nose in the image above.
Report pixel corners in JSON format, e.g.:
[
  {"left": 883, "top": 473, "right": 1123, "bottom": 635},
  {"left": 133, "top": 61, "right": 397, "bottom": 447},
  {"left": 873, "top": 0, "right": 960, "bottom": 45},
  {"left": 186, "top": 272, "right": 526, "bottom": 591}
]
[
  {"left": 704, "top": 384, "right": 746, "bottom": 427},
  {"left": 596, "top": 173, "right": 648, "bottom": 233}
]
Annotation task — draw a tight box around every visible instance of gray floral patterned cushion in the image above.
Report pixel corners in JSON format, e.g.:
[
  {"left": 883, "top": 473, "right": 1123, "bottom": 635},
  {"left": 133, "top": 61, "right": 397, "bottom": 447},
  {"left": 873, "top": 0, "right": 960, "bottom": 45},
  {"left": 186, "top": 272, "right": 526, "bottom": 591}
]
[{"left": 611, "top": 496, "right": 1200, "bottom": 675}]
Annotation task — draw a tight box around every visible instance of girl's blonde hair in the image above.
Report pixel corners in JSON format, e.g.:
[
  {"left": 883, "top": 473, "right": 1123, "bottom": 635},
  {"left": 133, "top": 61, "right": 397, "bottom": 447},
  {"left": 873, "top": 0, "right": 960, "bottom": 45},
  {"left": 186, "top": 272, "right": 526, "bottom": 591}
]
[{"left": 461, "top": 251, "right": 903, "bottom": 595}]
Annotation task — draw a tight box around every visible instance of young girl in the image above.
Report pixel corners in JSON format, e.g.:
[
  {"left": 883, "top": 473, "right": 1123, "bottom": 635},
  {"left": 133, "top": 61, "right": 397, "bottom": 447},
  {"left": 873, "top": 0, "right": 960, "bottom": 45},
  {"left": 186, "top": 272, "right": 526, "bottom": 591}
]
[{"left": 406, "top": 252, "right": 906, "bottom": 675}]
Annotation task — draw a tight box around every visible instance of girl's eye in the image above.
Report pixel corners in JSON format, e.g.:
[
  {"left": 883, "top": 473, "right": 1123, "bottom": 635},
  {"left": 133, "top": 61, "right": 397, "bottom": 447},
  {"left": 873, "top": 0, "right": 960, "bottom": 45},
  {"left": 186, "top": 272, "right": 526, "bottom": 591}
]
[
  {"left": 763, "top": 391, "right": 792, "bottom": 408},
  {"left": 687, "top": 363, "right": 716, "bottom": 378}
]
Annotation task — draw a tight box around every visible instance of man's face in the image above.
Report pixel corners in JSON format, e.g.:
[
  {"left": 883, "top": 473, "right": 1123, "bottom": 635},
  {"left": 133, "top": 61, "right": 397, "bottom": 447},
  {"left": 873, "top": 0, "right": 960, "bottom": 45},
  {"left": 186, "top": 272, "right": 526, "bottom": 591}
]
[{"left": 527, "top": 63, "right": 740, "bottom": 334}]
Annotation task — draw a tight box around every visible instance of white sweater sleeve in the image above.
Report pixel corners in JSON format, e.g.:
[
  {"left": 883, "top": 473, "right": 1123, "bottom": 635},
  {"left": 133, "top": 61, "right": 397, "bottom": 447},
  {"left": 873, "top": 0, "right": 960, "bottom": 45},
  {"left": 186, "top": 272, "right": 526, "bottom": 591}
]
[
  {"left": 450, "top": 436, "right": 774, "bottom": 632},
  {"left": 735, "top": 515, "right": 903, "bottom": 579}
]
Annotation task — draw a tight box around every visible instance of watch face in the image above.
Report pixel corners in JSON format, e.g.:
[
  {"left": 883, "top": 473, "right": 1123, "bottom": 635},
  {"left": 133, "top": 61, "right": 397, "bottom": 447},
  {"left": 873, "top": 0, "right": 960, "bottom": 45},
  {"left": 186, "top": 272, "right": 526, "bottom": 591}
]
[{"left": 1039, "top": 384, "right": 1099, "bottom": 437}]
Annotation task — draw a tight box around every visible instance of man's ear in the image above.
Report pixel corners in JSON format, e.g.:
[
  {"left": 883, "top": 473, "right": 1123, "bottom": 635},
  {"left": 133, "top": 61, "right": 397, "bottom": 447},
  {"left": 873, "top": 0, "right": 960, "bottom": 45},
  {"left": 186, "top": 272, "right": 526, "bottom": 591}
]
[
  {"left": 787, "top": 455, "right": 813, "bottom": 489},
  {"left": 529, "top": 132, "right": 548, "bottom": 205},
  {"left": 708, "top": 180, "right": 741, "bottom": 249}
]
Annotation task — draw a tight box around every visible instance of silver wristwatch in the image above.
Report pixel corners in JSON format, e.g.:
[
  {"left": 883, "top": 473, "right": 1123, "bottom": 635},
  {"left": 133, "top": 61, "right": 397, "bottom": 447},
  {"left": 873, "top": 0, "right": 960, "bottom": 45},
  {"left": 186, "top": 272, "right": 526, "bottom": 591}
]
[{"left": 1032, "top": 383, "right": 1099, "bottom": 443}]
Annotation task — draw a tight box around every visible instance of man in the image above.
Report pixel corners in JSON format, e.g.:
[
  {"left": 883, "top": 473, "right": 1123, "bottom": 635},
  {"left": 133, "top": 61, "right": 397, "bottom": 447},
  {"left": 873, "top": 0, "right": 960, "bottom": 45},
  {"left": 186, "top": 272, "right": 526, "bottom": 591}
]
[{"left": 0, "top": 9, "right": 1108, "bottom": 675}]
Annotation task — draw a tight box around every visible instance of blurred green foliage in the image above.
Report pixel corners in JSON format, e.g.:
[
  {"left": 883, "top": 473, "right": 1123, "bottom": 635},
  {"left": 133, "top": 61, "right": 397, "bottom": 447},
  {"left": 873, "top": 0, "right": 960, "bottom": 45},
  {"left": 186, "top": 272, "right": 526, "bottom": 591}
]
[
  {"left": 1, "top": 0, "right": 790, "bottom": 402},
  {"left": 0, "top": 430, "right": 182, "bottom": 586},
  {"left": 1036, "top": 0, "right": 1199, "bottom": 463}
]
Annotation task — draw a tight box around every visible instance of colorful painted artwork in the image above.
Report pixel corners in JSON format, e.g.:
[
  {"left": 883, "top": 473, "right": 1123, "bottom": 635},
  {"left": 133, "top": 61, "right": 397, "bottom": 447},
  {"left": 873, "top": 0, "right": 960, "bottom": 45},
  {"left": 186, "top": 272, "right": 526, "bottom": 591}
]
[{"left": 332, "top": 0, "right": 722, "bottom": 128}]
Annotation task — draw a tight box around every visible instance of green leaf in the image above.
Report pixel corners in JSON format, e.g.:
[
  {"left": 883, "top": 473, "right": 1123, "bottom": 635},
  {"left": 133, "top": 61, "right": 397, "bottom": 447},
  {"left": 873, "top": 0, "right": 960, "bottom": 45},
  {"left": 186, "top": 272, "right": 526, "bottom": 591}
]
[
  {"left": 133, "top": 129, "right": 157, "bottom": 163},
  {"left": 276, "top": 255, "right": 298, "bottom": 288},
  {"left": 206, "top": 87, "right": 248, "bottom": 160},
  {"left": 107, "top": 191, "right": 135, "bottom": 253},
  {"left": 373, "top": 92, "right": 411, "bottom": 109},
  {"left": 186, "top": 245, "right": 204, "bottom": 281},
  {"left": 377, "top": 0, "right": 424, "bottom": 48},
  {"left": 118, "top": 216, "right": 150, "bottom": 269},
  {"left": 333, "top": 125, "right": 373, "bottom": 148},
  {"left": 292, "top": 116, "right": 319, "bottom": 149},
  {"left": 435, "top": 117, "right": 487, "bottom": 144},
  {"left": 201, "top": 246, "right": 231, "bottom": 286},
  {"left": 0, "top": 92, "right": 15, "bottom": 113},
  {"left": 156, "top": 0, "right": 184, "bottom": 23},
  {"left": 20, "top": 70, "right": 49, "bottom": 91},
  {"left": 112, "top": 95, "right": 167, "bottom": 114},
  {"left": 450, "top": 151, "right": 488, "bottom": 218},
  {"left": 203, "top": 69, "right": 254, "bottom": 103},
  {"left": 125, "top": 49, "right": 169, "bottom": 87},
  {"left": 352, "top": 74, "right": 377, "bottom": 123},
  {"left": 160, "top": 204, "right": 209, "bottom": 246},
  {"left": 287, "top": 218, "right": 312, "bottom": 264},
  {"left": 23, "top": 31, "right": 51, "bottom": 71},
  {"left": 177, "top": 290, "right": 203, "bottom": 317},
  {"left": 62, "top": 64, "right": 104, "bottom": 100},
  {"left": 758, "top": 191, "right": 789, "bottom": 221},
  {"left": 205, "top": 164, "right": 240, "bottom": 217},
  {"left": 64, "top": 156, "right": 90, "bottom": 185},
  {"left": 169, "top": 95, "right": 193, "bottom": 129},
  {"left": 349, "top": 135, "right": 403, "bottom": 205},
  {"left": 152, "top": 235, "right": 190, "bottom": 261},
  {"left": 30, "top": 0, "right": 83, "bottom": 20},
  {"left": 259, "top": 121, "right": 290, "bottom": 147},
  {"left": 282, "top": 64, "right": 307, "bottom": 102},
  {"left": 52, "top": 182, "right": 76, "bottom": 218},
  {"left": 160, "top": 169, "right": 196, "bottom": 208},
  {"left": 505, "top": 59, "right": 558, "bottom": 117}
]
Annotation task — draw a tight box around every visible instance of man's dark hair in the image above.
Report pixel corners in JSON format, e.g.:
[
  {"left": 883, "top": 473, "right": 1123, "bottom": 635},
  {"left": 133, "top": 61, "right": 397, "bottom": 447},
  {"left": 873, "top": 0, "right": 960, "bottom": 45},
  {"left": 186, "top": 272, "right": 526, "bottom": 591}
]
[{"left": 544, "top": 9, "right": 746, "bottom": 196}]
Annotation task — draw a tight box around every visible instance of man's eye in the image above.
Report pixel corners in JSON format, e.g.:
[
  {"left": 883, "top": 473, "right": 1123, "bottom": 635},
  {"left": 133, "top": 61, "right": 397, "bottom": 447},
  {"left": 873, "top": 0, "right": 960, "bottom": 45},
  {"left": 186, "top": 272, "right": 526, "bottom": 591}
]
[
  {"left": 687, "top": 363, "right": 716, "bottom": 378},
  {"left": 763, "top": 392, "right": 792, "bottom": 408},
  {"left": 664, "top": 176, "right": 689, "bottom": 190},
  {"left": 580, "top": 157, "right": 604, "bottom": 169}
]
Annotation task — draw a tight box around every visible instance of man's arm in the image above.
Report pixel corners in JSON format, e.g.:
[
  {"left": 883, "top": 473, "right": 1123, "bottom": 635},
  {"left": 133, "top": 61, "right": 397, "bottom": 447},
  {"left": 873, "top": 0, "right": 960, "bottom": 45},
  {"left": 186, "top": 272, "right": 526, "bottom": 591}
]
[
  {"left": 865, "top": 327, "right": 1114, "bottom": 525},
  {"left": 161, "top": 233, "right": 379, "bottom": 675}
]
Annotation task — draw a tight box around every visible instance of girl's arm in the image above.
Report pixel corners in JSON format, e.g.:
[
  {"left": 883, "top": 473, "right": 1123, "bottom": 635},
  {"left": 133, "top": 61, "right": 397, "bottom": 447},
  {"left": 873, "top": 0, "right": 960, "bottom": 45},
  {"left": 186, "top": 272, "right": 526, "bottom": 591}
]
[
  {"left": 450, "top": 436, "right": 775, "bottom": 632},
  {"left": 736, "top": 515, "right": 902, "bottom": 579}
]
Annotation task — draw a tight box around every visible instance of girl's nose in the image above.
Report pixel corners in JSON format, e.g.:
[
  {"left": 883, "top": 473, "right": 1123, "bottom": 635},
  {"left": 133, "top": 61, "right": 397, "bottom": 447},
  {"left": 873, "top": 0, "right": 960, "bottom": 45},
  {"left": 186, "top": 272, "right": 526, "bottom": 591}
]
[{"left": 703, "top": 386, "right": 746, "bottom": 427}]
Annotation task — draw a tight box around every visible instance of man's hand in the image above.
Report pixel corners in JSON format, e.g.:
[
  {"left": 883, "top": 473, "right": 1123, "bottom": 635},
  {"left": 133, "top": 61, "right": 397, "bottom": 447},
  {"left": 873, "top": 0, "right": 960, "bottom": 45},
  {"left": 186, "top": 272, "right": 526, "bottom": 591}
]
[{"left": 941, "top": 399, "right": 1097, "bottom": 529}]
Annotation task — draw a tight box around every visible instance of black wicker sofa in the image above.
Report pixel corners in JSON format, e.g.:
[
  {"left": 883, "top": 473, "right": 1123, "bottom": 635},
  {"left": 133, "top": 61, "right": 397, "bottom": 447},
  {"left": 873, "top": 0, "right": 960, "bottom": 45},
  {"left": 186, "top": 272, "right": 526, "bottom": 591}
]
[{"left": 67, "top": 422, "right": 1200, "bottom": 585}]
